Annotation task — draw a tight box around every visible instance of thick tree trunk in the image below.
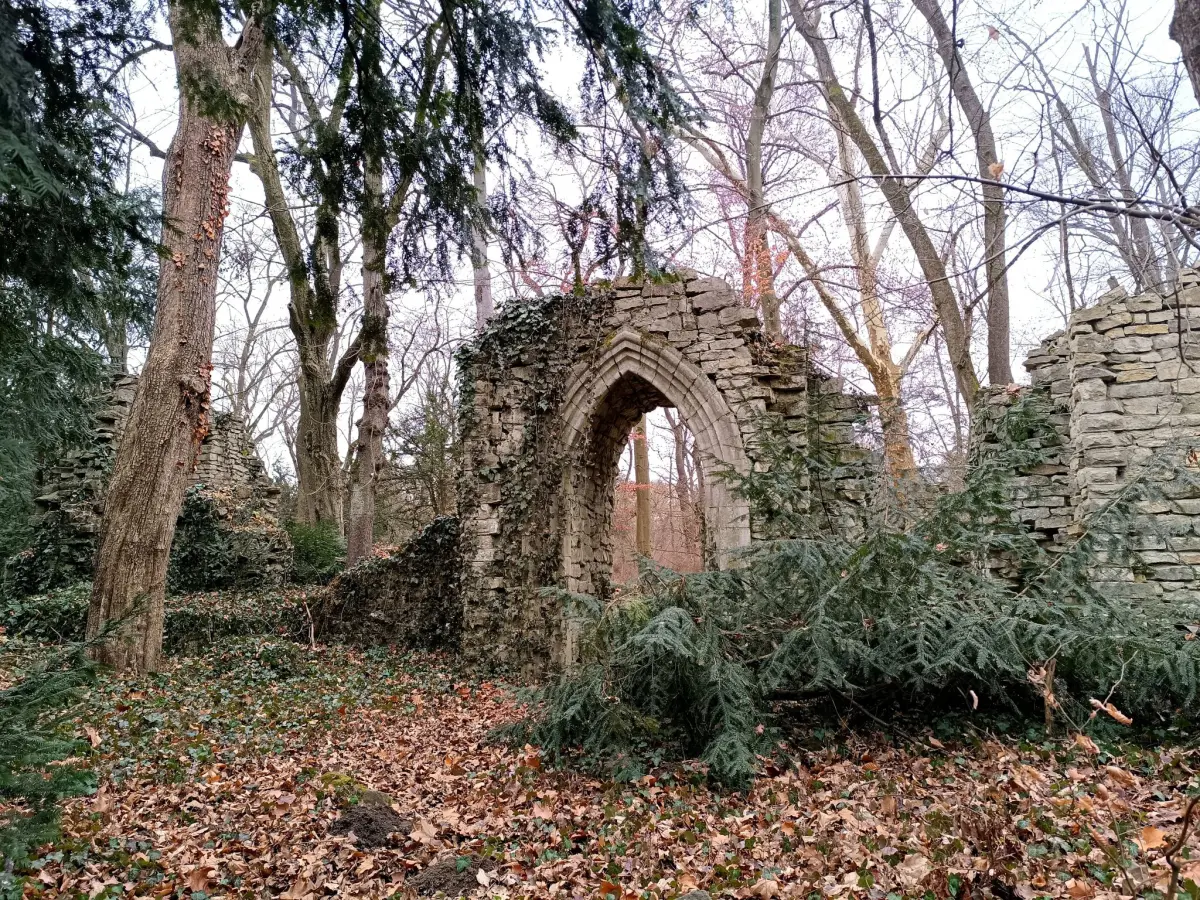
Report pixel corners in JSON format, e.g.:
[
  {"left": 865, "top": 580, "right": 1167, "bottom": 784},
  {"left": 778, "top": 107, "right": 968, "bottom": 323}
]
[
  {"left": 294, "top": 369, "right": 346, "bottom": 530},
  {"left": 248, "top": 44, "right": 354, "bottom": 534},
  {"left": 634, "top": 415, "right": 651, "bottom": 557},
  {"left": 1174, "top": 0, "right": 1200, "bottom": 104},
  {"left": 345, "top": 157, "right": 390, "bottom": 567},
  {"left": 86, "top": 5, "right": 264, "bottom": 672}
]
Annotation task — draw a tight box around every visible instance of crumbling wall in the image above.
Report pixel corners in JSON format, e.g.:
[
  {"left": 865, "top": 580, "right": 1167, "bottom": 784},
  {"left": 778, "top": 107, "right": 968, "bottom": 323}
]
[
  {"left": 975, "top": 273, "right": 1200, "bottom": 598},
  {"left": 8, "top": 373, "right": 291, "bottom": 593},
  {"left": 315, "top": 516, "right": 463, "bottom": 649},
  {"left": 456, "top": 274, "right": 872, "bottom": 675}
]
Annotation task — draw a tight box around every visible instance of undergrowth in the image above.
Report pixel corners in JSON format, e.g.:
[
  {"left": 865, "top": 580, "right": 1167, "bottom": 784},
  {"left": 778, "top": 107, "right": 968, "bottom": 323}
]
[{"left": 509, "top": 394, "right": 1200, "bottom": 787}]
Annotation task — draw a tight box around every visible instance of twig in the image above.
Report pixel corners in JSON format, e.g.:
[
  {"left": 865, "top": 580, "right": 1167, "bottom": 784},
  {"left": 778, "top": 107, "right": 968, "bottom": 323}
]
[
  {"left": 302, "top": 600, "right": 316, "bottom": 651},
  {"left": 1165, "top": 794, "right": 1200, "bottom": 900}
]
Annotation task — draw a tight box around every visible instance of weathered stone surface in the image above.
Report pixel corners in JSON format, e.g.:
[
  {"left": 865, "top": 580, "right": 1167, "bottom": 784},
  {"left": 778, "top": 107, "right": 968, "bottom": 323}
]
[
  {"left": 14, "top": 373, "right": 291, "bottom": 591},
  {"left": 1004, "top": 271, "right": 1200, "bottom": 601},
  {"left": 456, "top": 276, "right": 872, "bottom": 675}
]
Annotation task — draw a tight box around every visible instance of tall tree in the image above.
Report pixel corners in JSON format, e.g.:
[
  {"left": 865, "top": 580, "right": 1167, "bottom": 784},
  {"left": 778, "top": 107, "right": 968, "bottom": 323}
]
[
  {"left": 791, "top": 0, "right": 981, "bottom": 407},
  {"left": 248, "top": 38, "right": 358, "bottom": 534},
  {"left": 744, "top": 0, "right": 784, "bottom": 339},
  {"left": 634, "top": 415, "right": 651, "bottom": 557},
  {"left": 86, "top": 1, "right": 266, "bottom": 672}
]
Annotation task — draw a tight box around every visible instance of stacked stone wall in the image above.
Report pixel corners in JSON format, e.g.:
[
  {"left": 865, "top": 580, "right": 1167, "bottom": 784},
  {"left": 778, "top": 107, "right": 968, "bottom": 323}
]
[
  {"left": 17, "top": 373, "right": 291, "bottom": 591},
  {"left": 977, "top": 273, "right": 1200, "bottom": 598}
]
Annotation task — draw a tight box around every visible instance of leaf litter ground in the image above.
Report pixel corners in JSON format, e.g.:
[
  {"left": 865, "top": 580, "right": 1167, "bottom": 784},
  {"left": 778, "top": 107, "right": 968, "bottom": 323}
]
[{"left": 8, "top": 620, "right": 1200, "bottom": 900}]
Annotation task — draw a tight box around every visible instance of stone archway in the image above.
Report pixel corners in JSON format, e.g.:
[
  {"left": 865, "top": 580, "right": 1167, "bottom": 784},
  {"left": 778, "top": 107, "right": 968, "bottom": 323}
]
[
  {"left": 456, "top": 274, "right": 870, "bottom": 674},
  {"left": 559, "top": 327, "right": 751, "bottom": 603}
]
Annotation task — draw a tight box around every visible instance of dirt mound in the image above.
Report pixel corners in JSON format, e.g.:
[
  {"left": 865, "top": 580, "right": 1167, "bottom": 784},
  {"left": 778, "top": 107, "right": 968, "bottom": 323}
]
[
  {"left": 408, "top": 854, "right": 484, "bottom": 897},
  {"left": 329, "top": 803, "right": 412, "bottom": 848}
]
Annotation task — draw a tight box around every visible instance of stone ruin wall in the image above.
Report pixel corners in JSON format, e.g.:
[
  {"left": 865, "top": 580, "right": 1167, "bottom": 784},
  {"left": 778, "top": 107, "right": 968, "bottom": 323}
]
[
  {"left": 30, "top": 373, "right": 290, "bottom": 584},
  {"left": 457, "top": 274, "right": 874, "bottom": 674},
  {"left": 977, "top": 272, "right": 1200, "bottom": 599}
]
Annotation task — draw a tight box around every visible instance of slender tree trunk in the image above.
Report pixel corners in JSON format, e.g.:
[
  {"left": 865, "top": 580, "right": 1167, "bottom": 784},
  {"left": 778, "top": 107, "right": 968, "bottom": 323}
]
[
  {"left": 1174, "top": 0, "right": 1200, "bottom": 105},
  {"left": 634, "top": 414, "right": 651, "bottom": 557},
  {"left": 792, "top": 1, "right": 980, "bottom": 406},
  {"left": 471, "top": 148, "right": 495, "bottom": 330},
  {"left": 345, "top": 154, "right": 390, "bottom": 565},
  {"left": 86, "top": 4, "right": 264, "bottom": 673},
  {"left": 1084, "top": 47, "right": 1164, "bottom": 292},
  {"left": 910, "top": 0, "right": 1011, "bottom": 384},
  {"left": 745, "top": 0, "right": 783, "bottom": 339},
  {"left": 664, "top": 408, "right": 700, "bottom": 553}
]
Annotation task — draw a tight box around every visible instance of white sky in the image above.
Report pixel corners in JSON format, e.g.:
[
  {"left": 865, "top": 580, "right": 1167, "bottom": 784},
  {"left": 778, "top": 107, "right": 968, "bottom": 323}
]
[{"left": 116, "top": 0, "right": 1194, "bottom": 476}]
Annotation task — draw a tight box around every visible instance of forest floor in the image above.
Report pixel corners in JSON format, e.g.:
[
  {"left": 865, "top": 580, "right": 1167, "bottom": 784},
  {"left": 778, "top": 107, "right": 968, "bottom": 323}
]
[{"left": 6, "top": 593, "right": 1200, "bottom": 900}]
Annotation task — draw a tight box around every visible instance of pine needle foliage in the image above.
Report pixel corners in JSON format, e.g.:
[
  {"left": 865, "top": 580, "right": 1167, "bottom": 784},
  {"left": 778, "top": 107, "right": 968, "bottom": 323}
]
[
  {"left": 0, "top": 644, "right": 96, "bottom": 887},
  {"left": 513, "top": 394, "right": 1200, "bottom": 787}
]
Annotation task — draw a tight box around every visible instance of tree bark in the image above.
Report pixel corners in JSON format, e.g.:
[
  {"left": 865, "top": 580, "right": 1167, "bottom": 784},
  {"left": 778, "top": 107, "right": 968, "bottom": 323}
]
[
  {"left": 634, "top": 414, "right": 651, "bottom": 557},
  {"left": 910, "top": 0, "right": 1012, "bottom": 384},
  {"left": 791, "top": 0, "right": 980, "bottom": 406},
  {"left": 344, "top": 8, "right": 390, "bottom": 567},
  {"left": 745, "top": 0, "right": 784, "bottom": 339},
  {"left": 86, "top": 3, "right": 265, "bottom": 673},
  {"left": 1174, "top": 0, "right": 1200, "bottom": 105},
  {"left": 248, "top": 44, "right": 356, "bottom": 534},
  {"left": 471, "top": 147, "right": 495, "bottom": 330}
]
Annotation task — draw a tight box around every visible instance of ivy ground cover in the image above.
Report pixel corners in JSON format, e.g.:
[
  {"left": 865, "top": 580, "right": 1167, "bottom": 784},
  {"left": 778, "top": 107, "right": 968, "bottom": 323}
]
[{"left": 5, "top": 598, "right": 1200, "bottom": 900}]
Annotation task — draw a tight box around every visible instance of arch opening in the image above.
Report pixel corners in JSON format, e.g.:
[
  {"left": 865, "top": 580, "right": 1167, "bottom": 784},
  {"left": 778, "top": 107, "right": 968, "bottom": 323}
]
[
  {"left": 558, "top": 330, "right": 752, "bottom": 620},
  {"left": 611, "top": 408, "right": 704, "bottom": 583}
]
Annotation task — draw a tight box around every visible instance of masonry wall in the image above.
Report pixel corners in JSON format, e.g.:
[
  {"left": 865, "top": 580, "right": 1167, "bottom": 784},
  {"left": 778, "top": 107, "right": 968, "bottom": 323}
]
[
  {"left": 22, "top": 373, "right": 291, "bottom": 589},
  {"left": 457, "top": 274, "right": 871, "bottom": 675},
  {"left": 979, "top": 274, "right": 1200, "bottom": 598}
]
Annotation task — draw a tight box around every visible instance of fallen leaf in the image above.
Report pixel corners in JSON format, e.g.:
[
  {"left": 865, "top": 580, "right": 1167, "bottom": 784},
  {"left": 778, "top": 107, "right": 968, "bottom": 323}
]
[{"left": 1136, "top": 825, "right": 1168, "bottom": 852}]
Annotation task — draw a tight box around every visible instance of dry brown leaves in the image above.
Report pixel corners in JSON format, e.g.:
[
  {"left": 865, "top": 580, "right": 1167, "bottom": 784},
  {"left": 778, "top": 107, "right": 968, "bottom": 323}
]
[{"left": 21, "top": 647, "right": 1200, "bottom": 900}]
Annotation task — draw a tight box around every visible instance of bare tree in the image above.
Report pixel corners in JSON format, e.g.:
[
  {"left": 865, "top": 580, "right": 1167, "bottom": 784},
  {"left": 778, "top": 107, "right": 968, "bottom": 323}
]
[
  {"left": 248, "top": 38, "right": 360, "bottom": 534},
  {"left": 909, "top": 0, "right": 1012, "bottom": 384}
]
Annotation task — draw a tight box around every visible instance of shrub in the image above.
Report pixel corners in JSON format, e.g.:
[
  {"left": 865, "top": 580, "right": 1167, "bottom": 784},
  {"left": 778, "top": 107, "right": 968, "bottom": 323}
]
[
  {"left": 167, "top": 485, "right": 236, "bottom": 593},
  {"left": 0, "top": 646, "right": 96, "bottom": 893},
  {"left": 2, "top": 509, "right": 96, "bottom": 600},
  {"left": 287, "top": 520, "right": 345, "bottom": 585},
  {"left": 511, "top": 397, "right": 1200, "bottom": 787},
  {"left": 0, "top": 583, "right": 308, "bottom": 652}
]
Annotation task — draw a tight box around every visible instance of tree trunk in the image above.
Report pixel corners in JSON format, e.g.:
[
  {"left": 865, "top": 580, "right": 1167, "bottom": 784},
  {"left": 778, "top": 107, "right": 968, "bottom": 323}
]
[
  {"left": 634, "top": 414, "right": 651, "bottom": 557},
  {"left": 471, "top": 148, "right": 495, "bottom": 330},
  {"left": 294, "top": 369, "right": 346, "bottom": 530},
  {"left": 248, "top": 43, "right": 355, "bottom": 534},
  {"left": 345, "top": 153, "right": 390, "bottom": 566},
  {"left": 791, "top": 0, "right": 980, "bottom": 406},
  {"left": 745, "top": 0, "right": 784, "bottom": 339},
  {"left": 910, "top": 0, "right": 1012, "bottom": 384},
  {"left": 86, "top": 4, "right": 264, "bottom": 673},
  {"left": 664, "top": 408, "right": 700, "bottom": 552},
  {"left": 1084, "top": 46, "right": 1164, "bottom": 293},
  {"left": 1174, "top": 0, "right": 1200, "bottom": 104}
]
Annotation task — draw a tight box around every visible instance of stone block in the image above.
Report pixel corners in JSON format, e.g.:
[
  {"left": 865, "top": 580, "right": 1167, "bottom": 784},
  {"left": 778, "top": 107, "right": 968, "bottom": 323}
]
[
  {"left": 691, "top": 291, "right": 733, "bottom": 312},
  {"left": 1114, "top": 368, "right": 1155, "bottom": 383},
  {"left": 1112, "top": 335, "right": 1155, "bottom": 353}
]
